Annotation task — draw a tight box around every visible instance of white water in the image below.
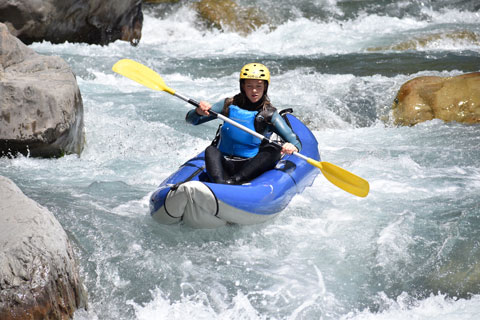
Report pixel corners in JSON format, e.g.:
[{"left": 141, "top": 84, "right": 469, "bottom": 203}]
[{"left": 2, "top": 2, "right": 480, "bottom": 319}]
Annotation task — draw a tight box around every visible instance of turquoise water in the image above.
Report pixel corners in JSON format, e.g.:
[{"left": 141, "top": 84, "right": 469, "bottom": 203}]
[{"left": 1, "top": 1, "right": 480, "bottom": 319}]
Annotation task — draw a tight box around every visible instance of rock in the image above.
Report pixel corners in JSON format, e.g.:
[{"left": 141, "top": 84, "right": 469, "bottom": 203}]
[
  {"left": 430, "top": 260, "right": 480, "bottom": 298},
  {"left": 368, "top": 30, "right": 480, "bottom": 51},
  {"left": 0, "top": 0, "right": 143, "bottom": 46},
  {"left": 194, "top": 0, "right": 269, "bottom": 36},
  {"left": 426, "top": 239, "right": 480, "bottom": 298},
  {"left": 144, "top": 0, "right": 179, "bottom": 3},
  {"left": 392, "top": 72, "right": 480, "bottom": 126},
  {"left": 0, "top": 22, "right": 85, "bottom": 158},
  {"left": 0, "top": 176, "right": 88, "bottom": 319}
]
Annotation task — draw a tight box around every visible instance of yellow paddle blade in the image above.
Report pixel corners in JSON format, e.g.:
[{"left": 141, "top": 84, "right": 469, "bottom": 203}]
[
  {"left": 112, "top": 59, "right": 175, "bottom": 95},
  {"left": 307, "top": 158, "right": 370, "bottom": 197}
]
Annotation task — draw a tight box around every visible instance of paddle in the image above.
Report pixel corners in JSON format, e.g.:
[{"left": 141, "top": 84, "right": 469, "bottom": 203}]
[{"left": 112, "top": 59, "right": 370, "bottom": 197}]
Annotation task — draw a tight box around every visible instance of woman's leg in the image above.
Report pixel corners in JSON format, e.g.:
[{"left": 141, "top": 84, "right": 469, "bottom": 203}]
[
  {"left": 228, "top": 144, "right": 281, "bottom": 184},
  {"left": 205, "top": 145, "right": 227, "bottom": 183}
]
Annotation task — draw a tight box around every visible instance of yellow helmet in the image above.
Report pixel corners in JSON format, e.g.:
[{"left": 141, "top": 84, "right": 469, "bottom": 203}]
[{"left": 240, "top": 63, "right": 270, "bottom": 84}]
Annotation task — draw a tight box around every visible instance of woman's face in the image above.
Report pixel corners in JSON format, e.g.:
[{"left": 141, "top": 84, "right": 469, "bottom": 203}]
[{"left": 242, "top": 79, "right": 265, "bottom": 103}]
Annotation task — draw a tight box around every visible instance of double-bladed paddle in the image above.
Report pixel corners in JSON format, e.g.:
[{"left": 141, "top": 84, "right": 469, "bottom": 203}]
[{"left": 112, "top": 59, "right": 370, "bottom": 197}]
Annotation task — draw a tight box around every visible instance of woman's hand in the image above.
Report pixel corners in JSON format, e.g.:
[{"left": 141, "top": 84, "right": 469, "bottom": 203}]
[
  {"left": 281, "top": 142, "right": 298, "bottom": 155},
  {"left": 196, "top": 101, "right": 212, "bottom": 116}
]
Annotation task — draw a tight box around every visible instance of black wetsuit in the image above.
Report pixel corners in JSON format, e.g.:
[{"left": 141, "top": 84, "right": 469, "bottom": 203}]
[{"left": 186, "top": 98, "right": 301, "bottom": 184}]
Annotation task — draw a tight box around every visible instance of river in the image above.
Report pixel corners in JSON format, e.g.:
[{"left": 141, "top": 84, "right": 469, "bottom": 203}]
[{"left": 1, "top": 0, "right": 480, "bottom": 319}]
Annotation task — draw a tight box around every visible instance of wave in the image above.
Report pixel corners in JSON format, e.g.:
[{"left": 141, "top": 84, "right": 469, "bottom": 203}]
[
  {"left": 140, "top": 5, "right": 480, "bottom": 57},
  {"left": 343, "top": 292, "right": 480, "bottom": 320}
]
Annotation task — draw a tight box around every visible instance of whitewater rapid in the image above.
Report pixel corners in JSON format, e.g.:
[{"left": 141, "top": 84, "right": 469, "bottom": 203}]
[{"left": 2, "top": 1, "right": 479, "bottom": 319}]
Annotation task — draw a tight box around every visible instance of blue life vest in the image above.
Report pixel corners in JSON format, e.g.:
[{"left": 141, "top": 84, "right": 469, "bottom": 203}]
[{"left": 218, "top": 105, "right": 261, "bottom": 158}]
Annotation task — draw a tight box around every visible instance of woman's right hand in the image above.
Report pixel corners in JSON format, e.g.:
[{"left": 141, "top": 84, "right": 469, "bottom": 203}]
[{"left": 196, "top": 101, "right": 212, "bottom": 116}]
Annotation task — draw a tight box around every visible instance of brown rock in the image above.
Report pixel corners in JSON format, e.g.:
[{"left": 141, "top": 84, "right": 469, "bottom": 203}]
[
  {"left": 392, "top": 72, "right": 480, "bottom": 126},
  {"left": 426, "top": 239, "right": 480, "bottom": 298},
  {"left": 144, "top": 0, "right": 179, "bottom": 3},
  {"left": 194, "top": 0, "right": 269, "bottom": 36},
  {"left": 368, "top": 30, "right": 480, "bottom": 51}
]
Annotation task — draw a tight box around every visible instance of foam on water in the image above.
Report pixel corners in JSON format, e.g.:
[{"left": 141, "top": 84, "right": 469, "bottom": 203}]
[
  {"left": 342, "top": 293, "right": 480, "bottom": 320},
  {"left": 27, "top": 5, "right": 480, "bottom": 71},
  {"left": 128, "top": 291, "right": 480, "bottom": 320},
  {"left": 134, "top": 6, "right": 480, "bottom": 57}
]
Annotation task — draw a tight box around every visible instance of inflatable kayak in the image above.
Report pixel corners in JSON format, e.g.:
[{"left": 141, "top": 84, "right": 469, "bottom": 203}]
[{"left": 149, "top": 111, "right": 319, "bottom": 228}]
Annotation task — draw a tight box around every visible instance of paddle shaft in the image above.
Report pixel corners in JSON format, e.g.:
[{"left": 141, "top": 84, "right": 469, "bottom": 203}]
[{"left": 174, "top": 91, "right": 303, "bottom": 156}]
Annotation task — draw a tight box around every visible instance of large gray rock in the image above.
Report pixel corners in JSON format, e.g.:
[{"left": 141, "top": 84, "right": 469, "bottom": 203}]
[
  {"left": 0, "top": 176, "right": 87, "bottom": 319},
  {"left": 0, "top": 0, "right": 143, "bottom": 46},
  {"left": 0, "top": 22, "right": 85, "bottom": 157}
]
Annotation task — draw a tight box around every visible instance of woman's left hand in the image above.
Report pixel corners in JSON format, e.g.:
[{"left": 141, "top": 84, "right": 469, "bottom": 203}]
[{"left": 281, "top": 143, "right": 298, "bottom": 155}]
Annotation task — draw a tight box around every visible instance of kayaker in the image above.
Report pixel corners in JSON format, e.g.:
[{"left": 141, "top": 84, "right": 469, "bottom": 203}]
[{"left": 186, "top": 63, "right": 302, "bottom": 184}]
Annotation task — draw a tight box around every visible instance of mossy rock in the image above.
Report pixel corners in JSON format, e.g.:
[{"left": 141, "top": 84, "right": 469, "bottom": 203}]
[
  {"left": 368, "top": 30, "right": 480, "bottom": 51},
  {"left": 143, "top": 0, "right": 180, "bottom": 3},
  {"left": 194, "top": 0, "right": 269, "bottom": 35},
  {"left": 426, "top": 250, "right": 480, "bottom": 297}
]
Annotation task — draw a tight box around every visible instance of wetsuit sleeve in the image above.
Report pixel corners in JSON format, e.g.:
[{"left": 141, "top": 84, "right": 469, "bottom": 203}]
[
  {"left": 185, "top": 100, "right": 224, "bottom": 125},
  {"left": 270, "top": 112, "right": 302, "bottom": 152}
]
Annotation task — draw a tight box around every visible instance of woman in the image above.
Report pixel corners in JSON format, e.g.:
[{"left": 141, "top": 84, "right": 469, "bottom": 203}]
[{"left": 186, "top": 63, "right": 301, "bottom": 184}]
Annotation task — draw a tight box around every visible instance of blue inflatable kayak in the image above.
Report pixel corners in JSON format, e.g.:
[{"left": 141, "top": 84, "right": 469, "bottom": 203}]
[{"left": 149, "top": 111, "right": 320, "bottom": 228}]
